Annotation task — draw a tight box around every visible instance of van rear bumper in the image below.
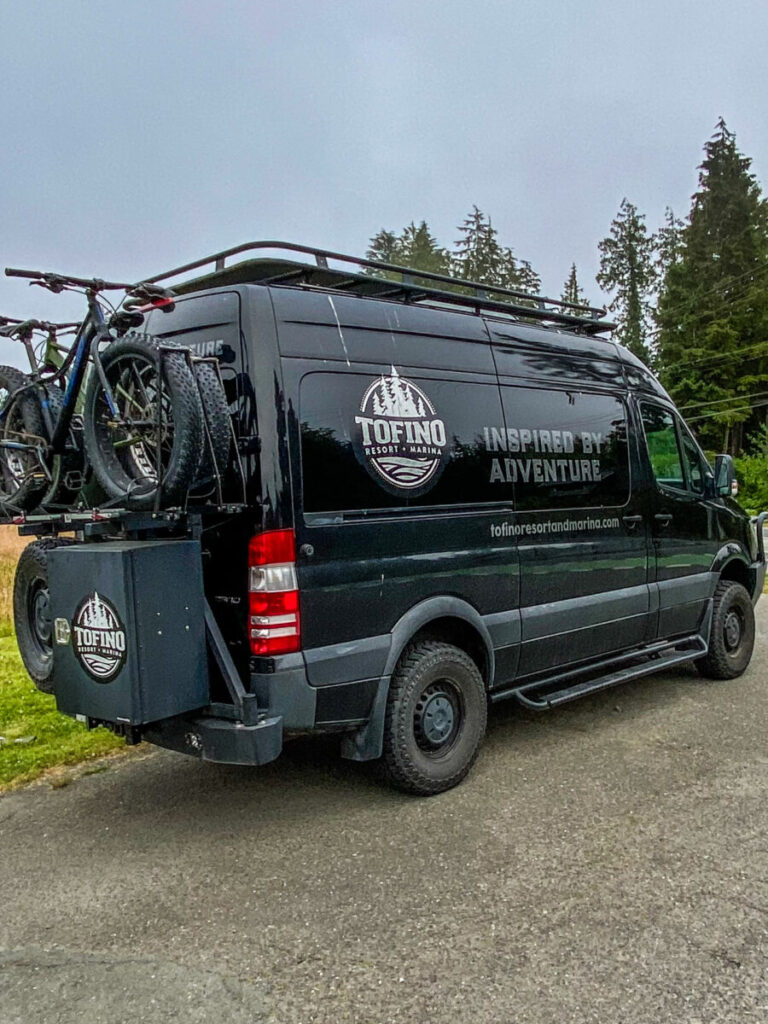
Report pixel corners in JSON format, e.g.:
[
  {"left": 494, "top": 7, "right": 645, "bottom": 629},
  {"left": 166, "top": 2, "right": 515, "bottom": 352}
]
[{"left": 143, "top": 712, "right": 283, "bottom": 766}]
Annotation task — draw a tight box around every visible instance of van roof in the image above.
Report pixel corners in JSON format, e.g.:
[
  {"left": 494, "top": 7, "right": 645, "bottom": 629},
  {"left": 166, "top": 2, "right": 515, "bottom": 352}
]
[{"left": 144, "top": 240, "right": 616, "bottom": 337}]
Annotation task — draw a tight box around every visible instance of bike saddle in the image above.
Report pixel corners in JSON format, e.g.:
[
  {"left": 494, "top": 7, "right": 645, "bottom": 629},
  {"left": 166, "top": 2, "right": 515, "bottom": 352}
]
[
  {"left": 124, "top": 283, "right": 176, "bottom": 312},
  {"left": 109, "top": 310, "right": 146, "bottom": 334}
]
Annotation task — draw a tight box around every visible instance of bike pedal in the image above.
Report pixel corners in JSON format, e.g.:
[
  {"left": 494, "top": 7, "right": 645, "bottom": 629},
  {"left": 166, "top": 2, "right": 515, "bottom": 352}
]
[{"left": 63, "top": 472, "right": 85, "bottom": 490}]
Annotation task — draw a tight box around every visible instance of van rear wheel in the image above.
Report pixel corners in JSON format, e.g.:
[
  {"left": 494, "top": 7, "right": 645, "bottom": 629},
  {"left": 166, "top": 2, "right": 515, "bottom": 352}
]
[
  {"left": 381, "top": 640, "right": 487, "bottom": 795},
  {"left": 696, "top": 580, "right": 755, "bottom": 680}
]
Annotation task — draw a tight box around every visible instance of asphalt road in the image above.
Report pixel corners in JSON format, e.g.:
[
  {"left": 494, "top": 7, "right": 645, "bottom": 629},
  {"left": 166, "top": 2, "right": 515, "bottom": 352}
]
[{"left": 2, "top": 608, "right": 768, "bottom": 1024}]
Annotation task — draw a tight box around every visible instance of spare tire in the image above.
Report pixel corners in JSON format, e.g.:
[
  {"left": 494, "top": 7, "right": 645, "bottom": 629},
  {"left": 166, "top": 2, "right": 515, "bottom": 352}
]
[
  {"left": 14, "top": 538, "right": 74, "bottom": 692},
  {"left": 83, "top": 334, "right": 204, "bottom": 509}
]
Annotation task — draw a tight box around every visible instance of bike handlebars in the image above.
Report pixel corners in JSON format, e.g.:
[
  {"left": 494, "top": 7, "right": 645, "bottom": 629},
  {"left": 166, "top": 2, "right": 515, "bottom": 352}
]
[
  {"left": 0, "top": 317, "right": 81, "bottom": 338},
  {"left": 4, "top": 268, "right": 175, "bottom": 308},
  {"left": 5, "top": 268, "right": 132, "bottom": 292}
]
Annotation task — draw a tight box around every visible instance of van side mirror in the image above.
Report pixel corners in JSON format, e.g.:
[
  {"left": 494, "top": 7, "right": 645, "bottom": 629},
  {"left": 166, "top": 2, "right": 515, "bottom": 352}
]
[{"left": 714, "top": 454, "right": 735, "bottom": 497}]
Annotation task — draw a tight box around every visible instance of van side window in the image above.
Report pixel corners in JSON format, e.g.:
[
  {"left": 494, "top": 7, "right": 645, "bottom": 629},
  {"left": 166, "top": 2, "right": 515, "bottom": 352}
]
[
  {"left": 640, "top": 404, "right": 685, "bottom": 489},
  {"left": 300, "top": 371, "right": 508, "bottom": 514},
  {"left": 497, "top": 386, "right": 630, "bottom": 510}
]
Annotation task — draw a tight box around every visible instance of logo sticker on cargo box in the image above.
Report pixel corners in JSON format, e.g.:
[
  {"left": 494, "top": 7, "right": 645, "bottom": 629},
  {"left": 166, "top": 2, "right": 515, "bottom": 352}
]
[
  {"left": 354, "top": 368, "right": 448, "bottom": 494},
  {"left": 72, "top": 592, "right": 127, "bottom": 683}
]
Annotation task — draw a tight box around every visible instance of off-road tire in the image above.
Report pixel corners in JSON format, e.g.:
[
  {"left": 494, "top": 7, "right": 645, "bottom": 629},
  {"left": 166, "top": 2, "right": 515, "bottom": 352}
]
[
  {"left": 192, "top": 360, "right": 231, "bottom": 488},
  {"left": 696, "top": 580, "right": 755, "bottom": 680},
  {"left": 0, "top": 365, "right": 48, "bottom": 512},
  {"left": 381, "top": 640, "right": 487, "bottom": 795},
  {"left": 14, "top": 538, "right": 74, "bottom": 692},
  {"left": 83, "top": 334, "right": 204, "bottom": 509}
]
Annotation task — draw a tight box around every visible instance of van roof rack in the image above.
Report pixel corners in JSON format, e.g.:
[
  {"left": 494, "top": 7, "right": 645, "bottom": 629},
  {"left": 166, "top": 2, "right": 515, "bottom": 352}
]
[{"left": 145, "top": 241, "right": 615, "bottom": 336}]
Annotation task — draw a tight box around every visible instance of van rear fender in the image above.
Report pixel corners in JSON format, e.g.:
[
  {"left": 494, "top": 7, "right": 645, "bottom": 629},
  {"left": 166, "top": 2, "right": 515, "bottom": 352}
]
[
  {"left": 384, "top": 599, "right": 493, "bottom": 683},
  {"left": 340, "top": 596, "right": 494, "bottom": 763}
]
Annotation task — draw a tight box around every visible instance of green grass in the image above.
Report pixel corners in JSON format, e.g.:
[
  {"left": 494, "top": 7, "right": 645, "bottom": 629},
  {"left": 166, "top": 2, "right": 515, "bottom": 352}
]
[
  {"left": 0, "top": 627, "right": 122, "bottom": 790},
  {"left": 0, "top": 532, "right": 127, "bottom": 791}
]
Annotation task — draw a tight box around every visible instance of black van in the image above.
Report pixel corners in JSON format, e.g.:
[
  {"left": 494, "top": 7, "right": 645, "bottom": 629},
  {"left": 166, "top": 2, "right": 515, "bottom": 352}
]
[{"left": 10, "top": 243, "right": 766, "bottom": 794}]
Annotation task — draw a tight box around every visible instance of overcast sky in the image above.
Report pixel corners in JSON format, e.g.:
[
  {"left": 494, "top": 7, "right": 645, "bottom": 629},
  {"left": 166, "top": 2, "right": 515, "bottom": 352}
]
[{"left": 1, "top": 0, "right": 766, "bottom": 365}]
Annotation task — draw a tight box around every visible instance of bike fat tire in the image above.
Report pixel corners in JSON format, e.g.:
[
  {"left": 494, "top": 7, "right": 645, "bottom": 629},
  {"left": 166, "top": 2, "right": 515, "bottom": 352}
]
[
  {"left": 0, "top": 365, "right": 48, "bottom": 512},
  {"left": 191, "top": 360, "right": 231, "bottom": 488},
  {"left": 83, "top": 334, "right": 204, "bottom": 509}
]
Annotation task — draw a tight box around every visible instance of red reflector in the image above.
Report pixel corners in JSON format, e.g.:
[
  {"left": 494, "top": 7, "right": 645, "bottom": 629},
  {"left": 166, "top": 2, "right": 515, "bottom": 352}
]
[
  {"left": 250, "top": 633, "right": 300, "bottom": 656},
  {"left": 249, "top": 589, "right": 299, "bottom": 618},
  {"left": 249, "top": 528, "right": 296, "bottom": 566}
]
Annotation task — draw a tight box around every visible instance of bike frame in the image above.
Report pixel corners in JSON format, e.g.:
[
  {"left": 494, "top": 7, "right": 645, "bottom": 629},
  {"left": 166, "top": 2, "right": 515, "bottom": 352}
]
[{"left": 0, "top": 291, "right": 120, "bottom": 459}]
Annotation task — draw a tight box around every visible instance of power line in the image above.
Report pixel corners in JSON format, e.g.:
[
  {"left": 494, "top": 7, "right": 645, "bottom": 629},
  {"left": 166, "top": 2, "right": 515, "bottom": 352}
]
[
  {"left": 646, "top": 260, "right": 768, "bottom": 341},
  {"left": 678, "top": 388, "right": 768, "bottom": 413},
  {"left": 648, "top": 216, "right": 768, "bottom": 325},
  {"left": 665, "top": 337, "right": 768, "bottom": 376},
  {"left": 685, "top": 397, "right": 768, "bottom": 424}
]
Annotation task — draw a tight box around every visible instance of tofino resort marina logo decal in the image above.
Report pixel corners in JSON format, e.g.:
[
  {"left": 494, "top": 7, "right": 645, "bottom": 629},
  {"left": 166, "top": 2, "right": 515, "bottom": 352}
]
[
  {"left": 72, "top": 592, "right": 127, "bottom": 683},
  {"left": 354, "top": 368, "right": 448, "bottom": 495}
]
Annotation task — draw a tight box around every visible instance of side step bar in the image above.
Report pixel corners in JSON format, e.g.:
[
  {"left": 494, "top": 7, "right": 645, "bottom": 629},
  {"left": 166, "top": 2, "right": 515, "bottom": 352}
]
[{"left": 492, "top": 621, "right": 710, "bottom": 712}]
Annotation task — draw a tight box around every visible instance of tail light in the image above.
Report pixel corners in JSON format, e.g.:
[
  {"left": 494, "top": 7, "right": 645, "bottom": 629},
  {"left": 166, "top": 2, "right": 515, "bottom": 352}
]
[{"left": 248, "top": 529, "right": 300, "bottom": 655}]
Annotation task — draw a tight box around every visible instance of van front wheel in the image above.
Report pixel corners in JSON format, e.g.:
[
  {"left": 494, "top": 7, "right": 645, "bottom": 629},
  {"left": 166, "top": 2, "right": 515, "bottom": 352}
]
[
  {"left": 697, "top": 580, "right": 755, "bottom": 680},
  {"left": 381, "top": 640, "right": 487, "bottom": 795}
]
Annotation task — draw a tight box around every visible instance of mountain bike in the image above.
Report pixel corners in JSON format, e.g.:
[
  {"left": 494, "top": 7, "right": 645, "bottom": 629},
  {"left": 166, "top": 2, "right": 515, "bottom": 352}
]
[{"left": 0, "top": 269, "right": 230, "bottom": 511}]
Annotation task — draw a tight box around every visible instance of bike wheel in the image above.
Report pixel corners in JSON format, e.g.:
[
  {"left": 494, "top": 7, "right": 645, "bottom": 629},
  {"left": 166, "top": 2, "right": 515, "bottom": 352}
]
[
  {"left": 83, "top": 335, "right": 204, "bottom": 509},
  {"left": 191, "top": 360, "right": 231, "bottom": 489},
  {"left": 0, "top": 365, "right": 48, "bottom": 512}
]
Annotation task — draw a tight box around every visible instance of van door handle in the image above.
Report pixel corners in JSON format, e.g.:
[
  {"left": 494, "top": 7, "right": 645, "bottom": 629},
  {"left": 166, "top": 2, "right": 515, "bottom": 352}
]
[
  {"left": 622, "top": 515, "right": 643, "bottom": 530},
  {"left": 654, "top": 513, "right": 673, "bottom": 527}
]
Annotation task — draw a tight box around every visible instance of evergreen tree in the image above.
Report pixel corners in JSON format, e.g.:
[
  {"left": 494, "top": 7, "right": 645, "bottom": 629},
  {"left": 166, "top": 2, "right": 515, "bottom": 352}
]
[
  {"left": 365, "top": 208, "right": 541, "bottom": 305},
  {"left": 655, "top": 119, "right": 768, "bottom": 453},
  {"left": 366, "top": 229, "right": 401, "bottom": 266},
  {"left": 365, "top": 222, "right": 449, "bottom": 282},
  {"left": 561, "top": 263, "right": 590, "bottom": 308},
  {"left": 396, "top": 221, "right": 451, "bottom": 277},
  {"left": 498, "top": 250, "right": 541, "bottom": 302},
  {"left": 365, "top": 229, "right": 402, "bottom": 279},
  {"left": 453, "top": 206, "right": 505, "bottom": 285},
  {"left": 597, "top": 198, "right": 657, "bottom": 363},
  {"left": 514, "top": 259, "right": 542, "bottom": 297},
  {"left": 654, "top": 207, "right": 685, "bottom": 279}
]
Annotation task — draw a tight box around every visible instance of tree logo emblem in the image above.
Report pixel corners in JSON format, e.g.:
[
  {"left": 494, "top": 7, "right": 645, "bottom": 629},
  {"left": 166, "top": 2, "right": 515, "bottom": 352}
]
[
  {"left": 354, "top": 368, "right": 448, "bottom": 494},
  {"left": 72, "top": 592, "right": 127, "bottom": 683}
]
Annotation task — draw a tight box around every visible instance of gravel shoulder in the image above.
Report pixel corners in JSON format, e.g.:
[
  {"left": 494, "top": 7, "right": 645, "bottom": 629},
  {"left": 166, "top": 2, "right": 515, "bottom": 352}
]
[{"left": 2, "top": 607, "right": 768, "bottom": 1023}]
